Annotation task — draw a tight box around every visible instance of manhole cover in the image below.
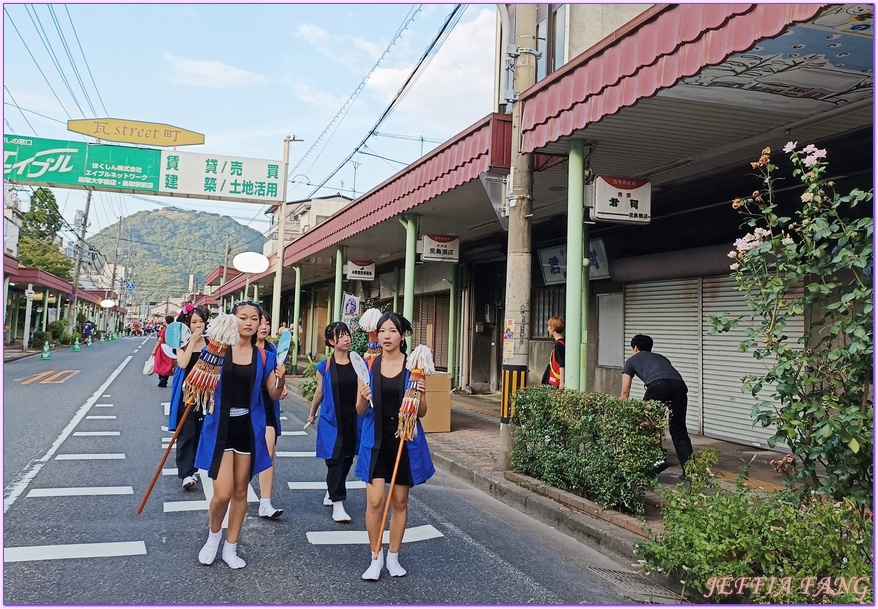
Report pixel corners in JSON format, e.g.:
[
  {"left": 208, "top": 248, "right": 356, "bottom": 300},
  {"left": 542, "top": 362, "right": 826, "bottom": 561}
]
[{"left": 588, "top": 567, "right": 682, "bottom": 604}]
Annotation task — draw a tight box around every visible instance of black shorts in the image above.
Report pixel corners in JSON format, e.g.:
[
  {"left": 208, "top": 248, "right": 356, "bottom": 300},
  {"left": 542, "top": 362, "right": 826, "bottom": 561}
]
[
  {"left": 224, "top": 412, "right": 252, "bottom": 454},
  {"left": 372, "top": 415, "right": 413, "bottom": 487}
]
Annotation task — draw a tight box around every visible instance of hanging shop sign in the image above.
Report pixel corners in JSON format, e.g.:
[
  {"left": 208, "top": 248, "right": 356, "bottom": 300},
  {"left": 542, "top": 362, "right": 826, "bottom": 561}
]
[
  {"left": 421, "top": 234, "right": 460, "bottom": 262},
  {"left": 4, "top": 134, "right": 282, "bottom": 204},
  {"left": 341, "top": 292, "right": 360, "bottom": 332},
  {"left": 589, "top": 176, "right": 652, "bottom": 224},
  {"left": 67, "top": 118, "right": 204, "bottom": 147},
  {"left": 346, "top": 260, "right": 375, "bottom": 281},
  {"left": 538, "top": 238, "right": 610, "bottom": 285}
]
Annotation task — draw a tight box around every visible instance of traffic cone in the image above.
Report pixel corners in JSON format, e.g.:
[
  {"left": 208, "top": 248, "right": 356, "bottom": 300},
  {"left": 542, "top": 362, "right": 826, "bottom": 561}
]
[
  {"left": 72, "top": 338, "right": 81, "bottom": 352},
  {"left": 86, "top": 336, "right": 92, "bottom": 347},
  {"left": 40, "top": 341, "right": 51, "bottom": 360},
  {"left": 99, "top": 334, "right": 105, "bottom": 344}
]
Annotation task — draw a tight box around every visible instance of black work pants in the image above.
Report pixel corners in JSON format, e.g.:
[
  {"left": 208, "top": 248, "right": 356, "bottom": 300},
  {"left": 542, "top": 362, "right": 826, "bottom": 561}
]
[
  {"left": 644, "top": 378, "right": 693, "bottom": 470},
  {"left": 175, "top": 403, "right": 203, "bottom": 479},
  {"left": 325, "top": 456, "right": 355, "bottom": 502}
]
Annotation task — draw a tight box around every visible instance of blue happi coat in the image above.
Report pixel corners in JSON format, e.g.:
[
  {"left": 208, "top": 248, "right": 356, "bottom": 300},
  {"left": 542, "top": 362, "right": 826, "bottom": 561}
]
[
  {"left": 355, "top": 354, "right": 434, "bottom": 486},
  {"left": 194, "top": 346, "right": 276, "bottom": 479},
  {"left": 314, "top": 356, "right": 361, "bottom": 459},
  {"left": 261, "top": 342, "right": 282, "bottom": 434}
]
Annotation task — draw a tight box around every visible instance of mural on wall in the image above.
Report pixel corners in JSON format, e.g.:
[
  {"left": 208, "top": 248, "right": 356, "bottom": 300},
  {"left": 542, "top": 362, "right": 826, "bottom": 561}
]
[{"left": 659, "top": 5, "right": 873, "bottom": 113}]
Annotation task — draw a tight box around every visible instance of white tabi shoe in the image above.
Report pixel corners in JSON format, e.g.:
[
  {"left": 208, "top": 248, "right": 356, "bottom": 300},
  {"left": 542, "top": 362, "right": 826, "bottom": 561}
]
[
  {"left": 361, "top": 549, "right": 384, "bottom": 581},
  {"left": 332, "top": 502, "right": 351, "bottom": 523},
  {"left": 323, "top": 490, "right": 333, "bottom": 507}
]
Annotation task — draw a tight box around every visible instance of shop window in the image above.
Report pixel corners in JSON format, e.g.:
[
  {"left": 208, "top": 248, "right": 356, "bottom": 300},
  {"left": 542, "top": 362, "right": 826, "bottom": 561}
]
[{"left": 536, "top": 4, "right": 567, "bottom": 82}]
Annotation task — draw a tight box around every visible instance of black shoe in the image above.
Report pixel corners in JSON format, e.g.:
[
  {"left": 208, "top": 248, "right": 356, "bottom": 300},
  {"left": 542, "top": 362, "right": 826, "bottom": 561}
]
[
  {"left": 652, "top": 460, "right": 670, "bottom": 475},
  {"left": 679, "top": 473, "right": 689, "bottom": 481}
]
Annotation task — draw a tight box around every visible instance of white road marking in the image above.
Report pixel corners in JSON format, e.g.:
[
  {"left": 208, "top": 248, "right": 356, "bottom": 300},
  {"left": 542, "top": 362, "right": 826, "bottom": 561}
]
[
  {"left": 162, "top": 402, "right": 170, "bottom": 416},
  {"left": 162, "top": 468, "right": 176, "bottom": 476},
  {"left": 4, "top": 356, "right": 133, "bottom": 513},
  {"left": 85, "top": 415, "right": 116, "bottom": 420},
  {"left": 102, "top": 394, "right": 111, "bottom": 398},
  {"left": 73, "top": 431, "right": 120, "bottom": 437},
  {"left": 94, "top": 404, "right": 113, "bottom": 408},
  {"left": 280, "top": 416, "right": 288, "bottom": 421},
  {"left": 4, "top": 541, "right": 146, "bottom": 562},
  {"left": 288, "top": 481, "right": 366, "bottom": 490},
  {"left": 306, "top": 525, "right": 443, "bottom": 546},
  {"left": 281, "top": 431, "right": 307, "bottom": 436},
  {"left": 161, "top": 426, "right": 168, "bottom": 432},
  {"left": 27, "top": 486, "right": 133, "bottom": 497},
  {"left": 276, "top": 451, "right": 316, "bottom": 458},
  {"left": 163, "top": 500, "right": 208, "bottom": 512},
  {"left": 55, "top": 454, "right": 126, "bottom": 460}
]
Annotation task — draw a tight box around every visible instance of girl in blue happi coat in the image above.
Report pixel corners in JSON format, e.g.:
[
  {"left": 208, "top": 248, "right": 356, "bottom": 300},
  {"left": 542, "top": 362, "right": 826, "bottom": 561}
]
[
  {"left": 306, "top": 322, "right": 361, "bottom": 524},
  {"left": 194, "top": 301, "right": 286, "bottom": 570},
  {"left": 355, "top": 312, "right": 434, "bottom": 581}
]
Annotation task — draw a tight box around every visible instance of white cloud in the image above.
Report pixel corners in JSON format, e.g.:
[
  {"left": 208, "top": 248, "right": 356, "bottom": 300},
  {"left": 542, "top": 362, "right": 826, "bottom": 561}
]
[
  {"left": 163, "top": 53, "right": 267, "bottom": 88},
  {"left": 290, "top": 82, "right": 350, "bottom": 115},
  {"left": 294, "top": 23, "right": 383, "bottom": 71},
  {"left": 364, "top": 8, "right": 497, "bottom": 136}
]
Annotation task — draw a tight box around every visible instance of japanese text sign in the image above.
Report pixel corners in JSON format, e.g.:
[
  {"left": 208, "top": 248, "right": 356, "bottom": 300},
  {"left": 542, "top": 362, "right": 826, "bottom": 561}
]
[
  {"left": 159, "top": 151, "right": 282, "bottom": 203},
  {"left": 589, "top": 176, "right": 652, "bottom": 224},
  {"left": 538, "top": 238, "right": 609, "bottom": 285},
  {"left": 346, "top": 260, "right": 375, "bottom": 281},
  {"left": 421, "top": 234, "right": 460, "bottom": 262}
]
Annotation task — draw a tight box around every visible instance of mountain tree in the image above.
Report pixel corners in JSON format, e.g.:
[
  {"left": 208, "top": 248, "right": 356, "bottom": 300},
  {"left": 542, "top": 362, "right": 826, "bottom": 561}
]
[
  {"left": 18, "top": 234, "right": 73, "bottom": 281},
  {"left": 22, "top": 187, "right": 63, "bottom": 237}
]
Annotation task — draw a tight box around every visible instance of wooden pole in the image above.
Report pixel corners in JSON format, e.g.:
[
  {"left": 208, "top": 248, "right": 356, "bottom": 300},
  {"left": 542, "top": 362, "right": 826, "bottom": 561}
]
[
  {"left": 137, "top": 398, "right": 196, "bottom": 514},
  {"left": 372, "top": 438, "right": 406, "bottom": 559}
]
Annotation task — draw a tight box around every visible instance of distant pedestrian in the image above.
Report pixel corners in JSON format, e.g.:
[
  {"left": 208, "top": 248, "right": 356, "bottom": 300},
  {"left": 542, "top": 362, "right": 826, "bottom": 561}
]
[
  {"left": 168, "top": 305, "right": 208, "bottom": 490},
  {"left": 150, "top": 315, "right": 176, "bottom": 387},
  {"left": 82, "top": 320, "right": 94, "bottom": 341},
  {"left": 306, "top": 321, "right": 360, "bottom": 524},
  {"left": 541, "top": 316, "right": 565, "bottom": 389},
  {"left": 620, "top": 334, "right": 693, "bottom": 476}
]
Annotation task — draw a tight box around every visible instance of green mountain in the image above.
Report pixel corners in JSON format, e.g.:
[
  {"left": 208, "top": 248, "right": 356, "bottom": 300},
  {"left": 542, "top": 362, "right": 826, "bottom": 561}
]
[{"left": 87, "top": 207, "right": 265, "bottom": 303}]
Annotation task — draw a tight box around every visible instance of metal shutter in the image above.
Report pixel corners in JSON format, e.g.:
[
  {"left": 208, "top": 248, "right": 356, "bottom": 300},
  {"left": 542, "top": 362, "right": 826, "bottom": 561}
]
[
  {"left": 433, "top": 294, "right": 450, "bottom": 370},
  {"left": 624, "top": 279, "right": 702, "bottom": 433},
  {"left": 701, "top": 275, "right": 802, "bottom": 449}
]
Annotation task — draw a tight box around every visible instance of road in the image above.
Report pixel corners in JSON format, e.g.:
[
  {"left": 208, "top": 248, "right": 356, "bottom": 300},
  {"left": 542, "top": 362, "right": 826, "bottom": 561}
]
[{"left": 4, "top": 337, "right": 630, "bottom": 604}]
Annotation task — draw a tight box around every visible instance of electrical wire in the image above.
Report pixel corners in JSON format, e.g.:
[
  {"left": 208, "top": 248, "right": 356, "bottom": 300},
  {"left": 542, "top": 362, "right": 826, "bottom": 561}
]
[
  {"left": 47, "top": 4, "right": 97, "bottom": 117},
  {"left": 306, "top": 4, "right": 465, "bottom": 199},
  {"left": 24, "top": 4, "right": 86, "bottom": 117},
  {"left": 289, "top": 4, "right": 422, "bottom": 178},
  {"left": 3, "top": 7, "right": 73, "bottom": 119},
  {"left": 65, "top": 5, "right": 108, "bottom": 116},
  {"left": 2, "top": 88, "right": 39, "bottom": 134}
]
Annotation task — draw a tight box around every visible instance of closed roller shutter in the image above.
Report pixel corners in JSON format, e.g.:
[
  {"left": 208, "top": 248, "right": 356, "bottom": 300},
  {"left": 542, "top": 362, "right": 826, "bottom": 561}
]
[
  {"left": 411, "top": 293, "right": 450, "bottom": 370},
  {"left": 624, "top": 279, "right": 702, "bottom": 434},
  {"left": 701, "top": 275, "right": 802, "bottom": 448}
]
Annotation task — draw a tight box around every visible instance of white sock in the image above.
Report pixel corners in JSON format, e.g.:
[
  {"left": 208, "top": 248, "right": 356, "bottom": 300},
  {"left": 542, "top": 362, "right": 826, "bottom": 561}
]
[
  {"left": 198, "top": 529, "right": 222, "bottom": 565},
  {"left": 259, "top": 498, "right": 272, "bottom": 509},
  {"left": 222, "top": 540, "right": 246, "bottom": 569},
  {"left": 386, "top": 551, "right": 407, "bottom": 577},
  {"left": 332, "top": 501, "right": 351, "bottom": 522},
  {"left": 361, "top": 549, "right": 384, "bottom": 580},
  {"left": 323, "top": 490, "right": 333, "bottom": 506}
]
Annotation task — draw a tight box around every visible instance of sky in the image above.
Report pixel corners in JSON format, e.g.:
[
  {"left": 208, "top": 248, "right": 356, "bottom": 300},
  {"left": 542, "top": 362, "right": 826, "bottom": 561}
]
[{"left": 3, "top": 2, "right": 497, "bottom": 247}]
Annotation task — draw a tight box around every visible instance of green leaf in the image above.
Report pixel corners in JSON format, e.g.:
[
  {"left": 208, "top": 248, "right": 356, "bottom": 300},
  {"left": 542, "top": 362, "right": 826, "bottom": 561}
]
[{"left": 848, "top": 438, "right": 860, "bottom": 454}]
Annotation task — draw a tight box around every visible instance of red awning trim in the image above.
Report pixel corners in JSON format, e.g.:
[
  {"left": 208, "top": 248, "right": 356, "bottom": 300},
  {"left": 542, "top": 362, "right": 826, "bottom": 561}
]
[
  {"left": 76, "top": 290, "right": 102, "bottom": 305},
  {"left": 204, "top": 265, "right": 241, "bottom": 286},
  {"left": 283, "top": 113, "right": 512, "bottom": 266},
  {"left": 520, "top": 3, "right": 827, "bottom": 153},
  {"left": 12, "top": 268, "right": 74, "bottom": 293},
  {"left": 4, "top": 254, "right": 20, "bottom": 276}
]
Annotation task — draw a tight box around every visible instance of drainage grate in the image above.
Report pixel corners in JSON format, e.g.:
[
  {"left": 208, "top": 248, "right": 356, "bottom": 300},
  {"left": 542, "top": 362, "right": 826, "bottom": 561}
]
[{"left": 587, "top": 567, "right": 682, "bottom": 604}]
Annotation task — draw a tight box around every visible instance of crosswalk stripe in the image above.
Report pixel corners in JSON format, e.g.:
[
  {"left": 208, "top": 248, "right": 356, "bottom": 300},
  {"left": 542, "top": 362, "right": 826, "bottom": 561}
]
[
  {"left": 27, "top": 486, "right": 133, "bottom": 497},
  {"left": 85, "top": 415, "right": 116, "bottom": 420},
  {"left": 162, "top": 468, "right": 175, "bottom": 476},
  {"left": 163, "top": 500, "right": 208, "bottom": 512},
  {"left": 288, "top": 481, "right": 366, "bottom": 490},
  {"left": 162, "top": 402, "right": 170, "bottom": 416},
  {"left": 280, "top": 431, "right": 307, "bottom": 436},
  {"left": 94, "top": 404, "right": 113, "bottom": 408},
  {"left": 73, "top": 431, "right": 120, "bottom": 437},
  {"left": 102, "top": 394, "right": 111, "bottom": 398},
  {"left": 4, "top": 541, "right": 146, "bottom": 562},
  {"left": 276, "top": 451, "right": 316, "bottom": 458},
  {"left": 55, "top": 454, "right": 126, "bottom": 460},
  {"left": 306, "top": 525, "right": 443, "bottom": 546}
]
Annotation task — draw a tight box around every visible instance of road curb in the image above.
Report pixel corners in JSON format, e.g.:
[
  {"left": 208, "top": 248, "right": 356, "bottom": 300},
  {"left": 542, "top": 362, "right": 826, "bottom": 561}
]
[{"left": 430, "top": 450, "right": 642, "bottom": 565}]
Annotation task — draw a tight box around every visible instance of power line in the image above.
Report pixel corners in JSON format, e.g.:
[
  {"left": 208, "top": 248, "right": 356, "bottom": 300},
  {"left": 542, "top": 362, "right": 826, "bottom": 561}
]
[
  {"left": 306, "top": 4, "right": 466, "bottom": 199},
  {"left": 48, "top": 4, "right": 97, "bottom": 117},
  {"left": 3, "top": 7, "right": 73, "bottom": 119},
  {"left": 3, "top": 87, "right": 39, "bottom": 134},
  {"left": 65, "top": 5, "right": 108, "bottom": 115},
  {"left": 289, "top": 4, "right": 422, "bottom": 178},
  {"left": 24, "top": 4, "right": 86, "bottom": 117}
]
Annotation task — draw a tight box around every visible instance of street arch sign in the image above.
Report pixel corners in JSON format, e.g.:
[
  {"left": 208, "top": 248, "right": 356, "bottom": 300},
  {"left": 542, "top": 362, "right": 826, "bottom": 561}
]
[{"left": 67, "top": 119, "right": 204, "bottom": 147}]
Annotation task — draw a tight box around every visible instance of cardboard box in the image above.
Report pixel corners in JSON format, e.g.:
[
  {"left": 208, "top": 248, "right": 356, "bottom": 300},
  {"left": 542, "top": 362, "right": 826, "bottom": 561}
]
[{"left": 421, "top": 372, "right": 451, "bottom": 433}]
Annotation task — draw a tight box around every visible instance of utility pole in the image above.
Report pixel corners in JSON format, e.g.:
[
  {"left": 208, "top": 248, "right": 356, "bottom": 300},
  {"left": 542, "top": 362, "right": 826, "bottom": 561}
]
[
  {"left": 270, "top": 135, "right": 302, "bottom": 335},
  {"left": 66, "top": 189, "right": 92, "bottom": 334},
  {"left": 221, "top": 233, "right": 231, "bottom": 312},
  {"left": 110, "top": 217, "right": 122, "bottom": 302},
  {"left": 499, "top": 5, "right": 537, "bottom": 470}
]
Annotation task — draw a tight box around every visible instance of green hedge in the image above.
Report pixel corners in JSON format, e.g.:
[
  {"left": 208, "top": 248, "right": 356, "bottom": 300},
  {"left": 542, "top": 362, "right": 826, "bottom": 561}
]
[
  {"left": 510, "top": 386, "right": 668, "bottom": 514},
  {"left": 638, "top": 450, "right": 873, "bottom": 603}
]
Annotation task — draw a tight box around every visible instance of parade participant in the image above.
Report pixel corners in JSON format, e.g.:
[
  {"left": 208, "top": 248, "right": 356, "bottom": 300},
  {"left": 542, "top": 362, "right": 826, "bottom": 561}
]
[
  {"left": 168, "top": 305, "right": 208, "bottom": 490},
  {"left": 355, "top": 312, "right": 434, "bottom": 580},
  {"left": 540, "top": 316, "right": 565, "bottom": 389},
  {"left": 194, "top": 301, "right": 286, "bottom": 569},
  {"left": 150, "top": 315, "right": 176, "bottom": 387},
  {"left": 306, "top": 322, "right": 360, "bottom": 524},
  {"left": 255, "top": 311, "right": 286, "bottom": 518}
]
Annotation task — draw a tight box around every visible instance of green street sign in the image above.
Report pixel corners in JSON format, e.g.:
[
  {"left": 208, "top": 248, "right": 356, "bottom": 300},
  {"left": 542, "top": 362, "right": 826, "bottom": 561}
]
[
  {"left": 4, "top": 135, "right": 88, "bottom": 187},
  {"left": 82, "top": 144, "right": 161, "bottom": 191}
]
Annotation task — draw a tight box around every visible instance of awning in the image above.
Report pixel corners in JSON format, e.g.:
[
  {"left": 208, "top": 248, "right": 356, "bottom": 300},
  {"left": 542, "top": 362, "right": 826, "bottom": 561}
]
[
  {"left": 11, "top": 268, "right": 74, "bottom": 294},
  {"left": 4, "top": 254, "right": 20, "bottom": 277},
  {"left": 520, "top": 4, "right": 829, "bottom": 153}
]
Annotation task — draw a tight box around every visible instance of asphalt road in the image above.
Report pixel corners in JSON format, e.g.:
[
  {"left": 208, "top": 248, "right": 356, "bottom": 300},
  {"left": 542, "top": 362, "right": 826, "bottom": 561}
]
[{"left": 4, "top": 337, "right": 629, "bottom": 604}]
